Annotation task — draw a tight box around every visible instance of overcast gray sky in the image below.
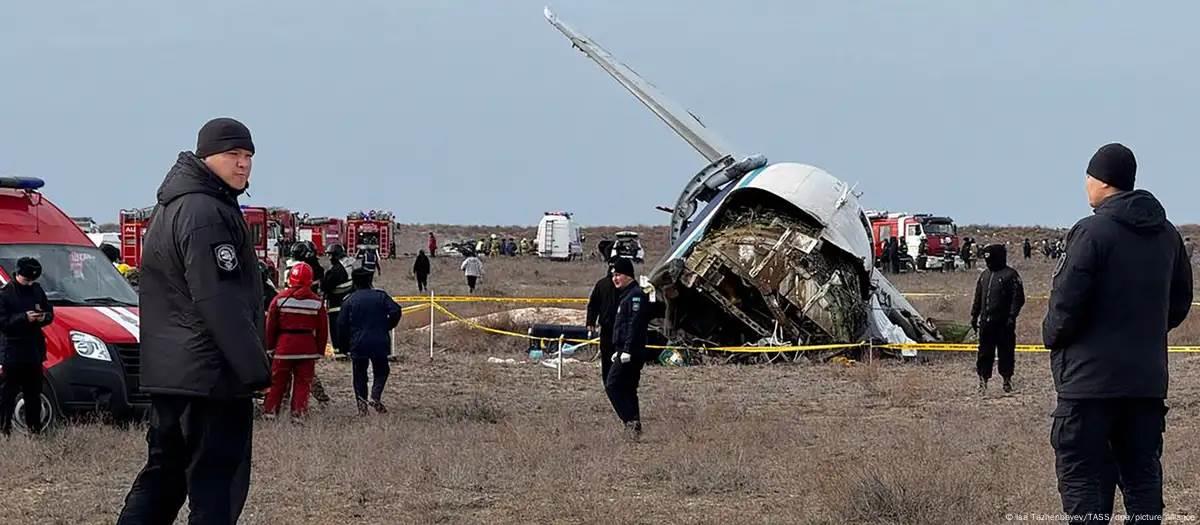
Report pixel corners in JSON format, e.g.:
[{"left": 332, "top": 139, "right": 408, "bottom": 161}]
[{"left": 2, "top": 1, "right": 1197, "bottom": 228}]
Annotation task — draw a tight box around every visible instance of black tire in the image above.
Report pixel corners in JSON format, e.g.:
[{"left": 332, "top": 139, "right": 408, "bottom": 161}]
[{"left": 12, "top": 379, "right": 58, "bottom": 433}]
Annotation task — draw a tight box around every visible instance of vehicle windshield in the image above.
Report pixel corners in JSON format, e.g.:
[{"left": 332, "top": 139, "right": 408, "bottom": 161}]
[
  {"left": 0, "top": 244, "right": 138, "bottom": 307},
  {"left": 924, "top": 222, "right": 955, "bottom": 235}
]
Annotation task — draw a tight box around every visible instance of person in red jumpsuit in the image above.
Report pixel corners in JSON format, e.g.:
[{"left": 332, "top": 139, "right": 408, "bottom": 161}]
[{"left": 263, "top": 262, "right": 328, "bottom": 419}]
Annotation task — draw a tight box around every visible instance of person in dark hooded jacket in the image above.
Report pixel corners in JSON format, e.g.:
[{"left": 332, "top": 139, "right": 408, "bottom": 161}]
[
  {"left": 337, "top": 268, "right": 402, "bottom": 415},
  {"left": 412, "top": 250, "right": 431, "bottom": 293},
  {"left": 118, "top": 118, "right": 270, "bottom": 525},
  {"left": 969, "top": 244, "right": 1025, "bottom": 393},
  {"left": 0, "top": 257, "right": 54, "bottom": 435},
  {"left": 585, "top": 261, "right": 620, "bottom": 384},
  {"left": 1043, "top": 143, "right": 1192, "bottom": 522}
]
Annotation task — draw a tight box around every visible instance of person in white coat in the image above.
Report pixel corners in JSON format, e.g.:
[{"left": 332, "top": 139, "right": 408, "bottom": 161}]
[{"left": 460, "top": 253, "right": 484, "bottom": 294}]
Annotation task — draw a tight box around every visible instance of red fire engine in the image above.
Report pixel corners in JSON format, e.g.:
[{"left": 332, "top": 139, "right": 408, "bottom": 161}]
[
  {"left": 866, "top": 211, "right": 959, "bottom": 270},
  {"left": 118, "top": 206, "right": 154, "bottom": 268},
  {"left": 345, "top": 211, "right": 395, "bottom": 259},
  {"left": 119, "top": 204, "right": 277, "bottom": 275},
  {"left": 296, "top": 216, "right": 345, "bottom": 255},
  {"left": 266, "top": 207, "right": 297, "bottom": 265}
]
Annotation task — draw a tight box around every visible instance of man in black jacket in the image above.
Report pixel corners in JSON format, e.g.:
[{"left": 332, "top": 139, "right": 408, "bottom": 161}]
[
  {"left": 1043, "top": 143, "right": 1192, "bottom": 523},
  {"left": 0, "top": 258, "right": 54, "bottom": 435},
  {"left": 970, "top": 244, "right": 1025, "bottom": 393},
  {"left": 322, "top": 243, "right": 354, "bottom": 355},
  {"left": 585, "top": 261, "right": 619, "bottom": 383},
  {"left": 605, "top": 258, "right": 652, "bottom": 440},
  {"left": 412, "top": 250, "right": 431, "bottom": 293},
  {"left": 118, "top": 118, "right": 271, "bottom": 525}
]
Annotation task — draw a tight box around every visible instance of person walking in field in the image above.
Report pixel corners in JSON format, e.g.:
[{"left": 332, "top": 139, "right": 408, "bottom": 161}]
[
  {"left": 412, "top": 250, "right": 431, "bottom": 293},
  {"left": 460, "top": 252, "right": 484, "bottom": 294},
  {"left": 337, "top": 268, "right": 402, "bottom": 415}
]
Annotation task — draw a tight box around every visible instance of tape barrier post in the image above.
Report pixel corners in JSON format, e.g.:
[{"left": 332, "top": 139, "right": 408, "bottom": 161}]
[
  {"left": 557, "top": 334, "right": 565, "bottom": 381},
  {"left": 429, "top": 290, "right": 435, "bottom": 361}
]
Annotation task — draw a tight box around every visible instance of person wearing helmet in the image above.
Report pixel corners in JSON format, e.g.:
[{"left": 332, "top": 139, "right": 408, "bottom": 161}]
[
  {"left": 320, "top": 243, "right": 354, "bottom": 354},
  {"left": 263, "top": 263, "right": 328, "bottom": 419},
  {"left": 299, "top": 241, "right": 324, "bottom": 290}
]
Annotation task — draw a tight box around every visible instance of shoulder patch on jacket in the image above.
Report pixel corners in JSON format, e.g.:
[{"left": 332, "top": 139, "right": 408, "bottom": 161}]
[{"left": 213, "top": 243, "right": 240, "bottom": 274}]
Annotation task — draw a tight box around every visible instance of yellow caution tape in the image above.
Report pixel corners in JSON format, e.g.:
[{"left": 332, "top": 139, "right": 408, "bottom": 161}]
[
  {"left": 398, "top": 293, "right": 1200, "bottom": 308},
  {"left": 430, "top": 301, "right": 1200, "bottom": 354},
  {"left": 395, "top": 295, "right": 587, "bottom": 304},
  {"left": 401, "top": 303, "right": 430, "bottom": 314},
  {"left": 879, "top": 343, "right": 1200, "bottom": 354}
]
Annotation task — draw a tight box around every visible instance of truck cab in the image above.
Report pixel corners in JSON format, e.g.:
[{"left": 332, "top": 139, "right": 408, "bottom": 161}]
[
  {"left": 1, "top": 177, "right": 146, "bottom": 431},
  {"left": 867, "top": 211, "right": 960, "bottom": 271},
  {"left": 346, "top": 211, "right": 395, "bottom": 259}
]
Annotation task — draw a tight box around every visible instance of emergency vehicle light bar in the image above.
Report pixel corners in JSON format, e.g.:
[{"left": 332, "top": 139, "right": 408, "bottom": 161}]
[{"left": 0, "top": 176, "right": 45, "bottom": 190}]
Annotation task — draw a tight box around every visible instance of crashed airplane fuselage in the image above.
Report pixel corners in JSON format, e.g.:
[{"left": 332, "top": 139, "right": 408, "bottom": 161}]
[{"left": 545, "top": 8, "right": 941, "bottom": 349}]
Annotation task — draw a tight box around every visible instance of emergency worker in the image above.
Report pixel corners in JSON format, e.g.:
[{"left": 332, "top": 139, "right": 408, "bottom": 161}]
[
  {"left": 460, "top": 253, "right": 484, "bottom": 294},
  {"left": 357, "top": 246, "right": 381, "bottom": 275},
  {"left": 605, "top": 258, "right": 652, "bottom": 440},
  {"left": 428, "top": 232, "right": 438, "bottom": 258},
  {"left": 1023, "top": 238, "right": 1033, "bottom": 259},
  {"left": 970, "top": 244, "right": 1025, "bottom": 393},
  {"left": 321, "top": 244, "right": 353, "bottom": 355},
  {"left": 119, "top": 117, "right": 269, "bottom": 524},
  {"left": 1043, "top": 143, "right": 1192, "bottom": 522},
  {"left": 263, "top": 263, "right": 327, "bottom": 419}
]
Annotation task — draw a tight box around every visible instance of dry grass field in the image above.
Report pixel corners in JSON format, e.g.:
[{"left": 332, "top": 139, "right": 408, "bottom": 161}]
[{"left": 2, "top": 225, "right": 1199, "bottom": 524}]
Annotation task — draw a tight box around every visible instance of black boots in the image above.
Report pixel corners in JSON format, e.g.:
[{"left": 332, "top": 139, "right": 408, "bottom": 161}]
[
  {"left": 624, "top": 420, "right": 642, "bottom": 442},
  {"left": 1003, "top": 377, "right": 1014, "bottom": 393},
  {"left": 978, "top": 377, "right": 988, "bottom": 394}
]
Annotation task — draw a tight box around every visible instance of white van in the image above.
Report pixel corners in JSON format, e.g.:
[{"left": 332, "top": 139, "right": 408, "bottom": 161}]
[{"left": 536, "top": 211, "right": 583, "bottom": 261}]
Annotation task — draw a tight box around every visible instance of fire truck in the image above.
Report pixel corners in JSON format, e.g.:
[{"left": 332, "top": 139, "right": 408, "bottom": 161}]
[
  {"left": 346, "top": 211, "right": 396, "bottom": 259},
  {"left": 266, "top": 207, "right": 297, "bottom": 266},
  {"left": 118, "top": 206, "right": 154, "bottom": 268},
  {"left": 119, "top": 204, "right": 278, "bottom": 275},
  {"left": 296, "top": 216, "right": 346, "bottom": 255},
  {"left": 866, "top": 211, "right": 959, "bottom": 270}
]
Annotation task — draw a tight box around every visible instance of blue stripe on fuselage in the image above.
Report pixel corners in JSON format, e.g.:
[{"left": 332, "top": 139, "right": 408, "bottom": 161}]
[{"left": 668, "top": 165, "right": 768, "bottom": 260}]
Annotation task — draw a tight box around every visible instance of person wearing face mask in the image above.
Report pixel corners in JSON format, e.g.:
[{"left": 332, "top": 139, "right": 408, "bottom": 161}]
[
  {"left": 0, "top": 257, "right": 54, "bottom": 436},
  {"left": 970, "top": 244, "right": 1025, "bottom": 394}
]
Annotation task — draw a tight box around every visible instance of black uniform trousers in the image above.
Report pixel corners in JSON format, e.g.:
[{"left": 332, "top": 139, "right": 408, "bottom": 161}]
[
  {"left": 1052, "top": 398, "right": 1167, "bottom": 525},
  {"left": 605, "top": 357, "right": 643, "bottom": 424},
  {"left": 327, "top": 311, "right": 342, "bottom": 353},
  {"left": 352, "top": 356, "right": 390, "bottom": 402},
  {"left": 416, "top": 273, "right": 429, "bottom": 293},
  {"left": 976, "top": 321, "right": 1016, "bottom": 380},
  {"left": 118, "top": 394, "right": 254, "bottom": 525},
  {"left": 0, "top": 362, "right": 43, "bottom": 435},
  {"left": 597, "top": 327, "right": 614, "bottom": 385}
]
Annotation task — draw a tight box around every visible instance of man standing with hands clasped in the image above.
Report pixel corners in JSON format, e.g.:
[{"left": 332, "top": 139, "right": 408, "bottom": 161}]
[
  {"left": 118, "top": 118, "right": 271, "bottom": 524},
  {"left": 1043, "top": 143, "right": 1192, "bottom": 524}
]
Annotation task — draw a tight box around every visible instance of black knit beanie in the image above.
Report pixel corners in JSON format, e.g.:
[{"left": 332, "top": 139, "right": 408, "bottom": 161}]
[
  {"left": 1086, "top": 143, "right": 1136, "bottom": 191},
  {"left": 196, "top": 118, "right": 255, "bottom": 158},
  {"left": 351, "top": 267, "right": 375, "bottom": 289},
  {"left": 16, "top": 257, "right": 42, "bottom": 280},
  {"left": 612, "top": 257, "right": 635, "bottom": 278}
]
